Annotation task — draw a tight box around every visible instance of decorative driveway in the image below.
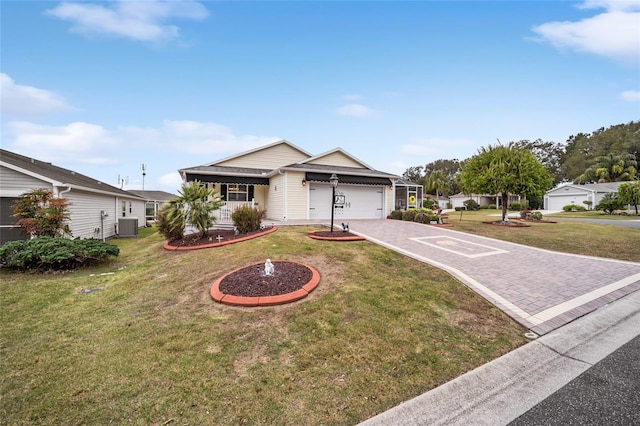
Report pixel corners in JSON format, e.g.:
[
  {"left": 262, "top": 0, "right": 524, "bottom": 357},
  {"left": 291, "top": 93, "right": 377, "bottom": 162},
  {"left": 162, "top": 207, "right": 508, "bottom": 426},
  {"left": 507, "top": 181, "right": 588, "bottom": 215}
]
[{"left": 348, "top": 220, "right": 640, "bottom": 335}]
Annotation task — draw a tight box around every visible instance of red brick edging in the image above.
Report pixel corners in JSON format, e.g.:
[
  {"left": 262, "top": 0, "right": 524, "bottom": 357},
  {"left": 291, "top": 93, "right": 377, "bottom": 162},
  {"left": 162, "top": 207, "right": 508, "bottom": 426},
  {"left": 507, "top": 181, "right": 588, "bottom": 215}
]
[
  {"left": 210, "top": 260, "right": 320, "bottom": 306},
  {"left": 307, "top": 231, "right": 366, "bottom": 241},
  {"left": 163, "top": 226, "right": 278, "bottom": 251}
]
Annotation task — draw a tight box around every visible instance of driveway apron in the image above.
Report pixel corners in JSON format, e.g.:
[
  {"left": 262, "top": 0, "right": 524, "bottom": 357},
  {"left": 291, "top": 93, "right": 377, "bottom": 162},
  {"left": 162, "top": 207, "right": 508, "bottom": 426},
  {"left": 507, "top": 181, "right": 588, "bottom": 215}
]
[{"left": 348, "top": 220, "right": 640, "bottom": 335}]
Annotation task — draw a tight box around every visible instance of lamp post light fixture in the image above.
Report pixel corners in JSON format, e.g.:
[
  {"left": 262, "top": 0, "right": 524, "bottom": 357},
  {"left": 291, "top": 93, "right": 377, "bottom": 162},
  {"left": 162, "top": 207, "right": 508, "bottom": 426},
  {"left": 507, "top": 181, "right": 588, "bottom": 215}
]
[{"left": 329, "top": 173, "right": 339, "bottom": 233}]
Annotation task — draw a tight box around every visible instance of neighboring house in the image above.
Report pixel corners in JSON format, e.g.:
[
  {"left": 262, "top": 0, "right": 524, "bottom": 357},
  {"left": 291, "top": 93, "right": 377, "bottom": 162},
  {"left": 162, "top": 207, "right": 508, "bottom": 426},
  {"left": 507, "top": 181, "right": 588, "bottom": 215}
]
[
  {"left": 179, "top": 140, "right": 401, "bottom": 222},
  {"left": 449, "top": 193, "right": 520, "bottom": 209},
  {"left": 128, "top": 190, "right": 177, "bottom": 223},
  {"left": 0, "top": 149, "right": 146, "bottom": 244},
  {"left": 544, "top": 182, "right": 626, "bottom": 211}
]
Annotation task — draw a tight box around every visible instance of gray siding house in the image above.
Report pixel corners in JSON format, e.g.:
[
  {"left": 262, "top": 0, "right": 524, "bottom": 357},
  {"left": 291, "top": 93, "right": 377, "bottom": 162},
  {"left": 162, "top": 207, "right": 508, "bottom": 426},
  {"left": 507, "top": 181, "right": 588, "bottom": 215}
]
[
  {"left": 544, "top": 182, "right": 625, "bottom": 211},
  {"left": 0, "top": 149, "right": 146, "bottom": 244}
]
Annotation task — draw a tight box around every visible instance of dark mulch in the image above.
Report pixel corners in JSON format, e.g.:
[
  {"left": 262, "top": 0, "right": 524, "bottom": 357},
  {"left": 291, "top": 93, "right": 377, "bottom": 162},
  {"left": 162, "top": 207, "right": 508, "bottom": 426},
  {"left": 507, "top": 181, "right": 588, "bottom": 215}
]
[
  {"left": 219, "top": 261, "right": 313, "bottom": 297},
  {"left": 166, "top": 227, "right": 273, "bottom": 247},
  {"left": 311, "top": 231, "right": 360, "bottom": 238},
  {"left": 483, "top": 220, "right": 530, "bottom": 227}
]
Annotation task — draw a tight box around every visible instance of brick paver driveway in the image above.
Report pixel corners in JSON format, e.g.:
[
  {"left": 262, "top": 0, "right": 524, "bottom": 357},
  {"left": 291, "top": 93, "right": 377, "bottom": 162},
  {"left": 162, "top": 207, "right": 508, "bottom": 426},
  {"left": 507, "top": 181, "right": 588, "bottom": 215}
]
[{"left": 348, "top": 220, "right": 640, "bottom": 335}]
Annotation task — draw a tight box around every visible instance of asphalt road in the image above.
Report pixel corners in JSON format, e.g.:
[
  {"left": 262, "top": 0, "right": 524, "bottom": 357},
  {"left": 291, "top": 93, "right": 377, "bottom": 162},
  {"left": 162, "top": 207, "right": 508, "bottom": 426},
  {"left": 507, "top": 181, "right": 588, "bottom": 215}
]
[{"left": 509, "top": 335, "right": 640, "bottom": 426}]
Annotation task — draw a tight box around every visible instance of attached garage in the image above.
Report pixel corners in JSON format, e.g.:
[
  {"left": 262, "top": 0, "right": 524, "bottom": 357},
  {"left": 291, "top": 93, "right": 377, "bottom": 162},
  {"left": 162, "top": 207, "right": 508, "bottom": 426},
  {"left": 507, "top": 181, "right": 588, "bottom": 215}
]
[
  {"left": 545, "top": 190, "right": 588, "bottom": 211},
  {"left": 309, "top": 183, "right": 384, "bottom": 220},
  {"left": 544, "top": 183, "right": 624, "bottom": 211}
]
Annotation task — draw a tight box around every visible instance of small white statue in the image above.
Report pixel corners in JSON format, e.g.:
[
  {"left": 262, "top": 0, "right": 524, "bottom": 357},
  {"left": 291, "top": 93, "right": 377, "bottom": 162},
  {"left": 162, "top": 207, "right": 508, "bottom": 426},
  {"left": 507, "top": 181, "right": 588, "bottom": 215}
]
[{"left": 264, "top": 259, "right": 274, "bottom": 276}]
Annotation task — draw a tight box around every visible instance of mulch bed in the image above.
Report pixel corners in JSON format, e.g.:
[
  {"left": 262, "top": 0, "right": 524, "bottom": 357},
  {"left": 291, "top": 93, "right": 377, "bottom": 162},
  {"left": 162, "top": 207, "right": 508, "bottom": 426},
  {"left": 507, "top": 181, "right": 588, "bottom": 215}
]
[
  {"left": 218, "top": 261, "right": 313, "bottom": 297},
  {"left": 166, "top": 227, "right": 273, "bottom": 248},
  {"left": 311, "top": 231, "right": 360, "bottom": 238},
  {"left": 483, "top": 220, "right": 531, "bottom": 227}
]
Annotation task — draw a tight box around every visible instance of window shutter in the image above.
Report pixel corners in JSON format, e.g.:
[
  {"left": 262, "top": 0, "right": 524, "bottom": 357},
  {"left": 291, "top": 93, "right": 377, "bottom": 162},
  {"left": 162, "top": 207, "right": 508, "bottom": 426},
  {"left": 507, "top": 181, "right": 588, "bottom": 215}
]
[{"left": 249, "top": 185, "right": 255, "bottom": 201}]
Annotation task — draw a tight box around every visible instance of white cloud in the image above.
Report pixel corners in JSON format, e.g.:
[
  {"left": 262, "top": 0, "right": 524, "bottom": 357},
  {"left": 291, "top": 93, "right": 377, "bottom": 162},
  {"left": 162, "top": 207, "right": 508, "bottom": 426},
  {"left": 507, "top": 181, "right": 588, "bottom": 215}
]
[
  {"left": 578, "top": 0, "right": 640, "bottom": 12},
  {"left": 0, "top": 73, "right": 72, "bottom": 117},
  {"left": 45, "top": 0, "right": 208, "bottom": 43},
  {"left": 531, "top": 1, "right": 640, "bottom": 64},
  {"left": 7, "top": 121, "right": 118, "bottom": 165},
  {"left": 620, "top": 90, "right": 640, "bottom": 101},
  {"left": 158, "top": 171, "right": 183, "bottom": 193},
  {"left": 119, "top": 120, "right": 281, "bottom": 155},
  {"left": 336, "top": 103, "right": 377, "bottom": 118}
]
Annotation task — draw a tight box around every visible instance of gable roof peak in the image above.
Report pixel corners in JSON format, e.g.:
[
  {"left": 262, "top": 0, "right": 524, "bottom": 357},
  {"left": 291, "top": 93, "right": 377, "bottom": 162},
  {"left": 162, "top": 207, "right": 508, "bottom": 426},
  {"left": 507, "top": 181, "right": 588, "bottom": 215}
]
[
  {"left": 299, "top": 147, "right": 373, "bottom": 170},
  {"left": 204, "top": 139, "right": 312, "bottom": 166}
]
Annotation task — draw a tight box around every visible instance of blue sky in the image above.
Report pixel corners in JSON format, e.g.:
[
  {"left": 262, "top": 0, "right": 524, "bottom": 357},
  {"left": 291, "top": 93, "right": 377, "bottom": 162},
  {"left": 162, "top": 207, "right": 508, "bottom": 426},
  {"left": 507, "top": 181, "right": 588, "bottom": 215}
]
[{"left": 2, "top": 0, "right": 639, "bottom": 193}]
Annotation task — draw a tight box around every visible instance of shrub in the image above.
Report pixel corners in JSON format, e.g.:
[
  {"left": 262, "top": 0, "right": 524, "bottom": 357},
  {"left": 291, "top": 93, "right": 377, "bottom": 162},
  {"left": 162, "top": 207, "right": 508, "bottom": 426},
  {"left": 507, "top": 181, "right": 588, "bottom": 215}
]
[
  {"left": 12, "top": 189, "right": 72, "bottom": 238},
  {"left": 0, "top": 237, "right": 119, "bottom": 271},
  {"left": 390, "top": 210, "right": 403, "bottom": 220},
  {"left": 232, "top": 206, "right": 266, "bottom": 233},
  {"left": 480, "top": 205, "right": 489, "bottom": 209},
  {"left": 488, "top": 204, "right": 497, "bottom": 209},
  {"left": 156, "top": 207, "right": 184, "bottom": 241},
  {"left": 562, "top": 204, "right": 586, "bottom": 212},
  {"left": 402, "top": 209, "right": 418, "bottom": 222},
  {"left": 509, "top": 202, "right": 522, "bottom": 211},
  {"left": 422, "top": 198, "right": 437, "bottom": 209},
  {"left": 595, "top": 193, "right": 623, "bottom": 215},
  {"left": 463, "top": 199, "right": 480, "bottom": 211},
  {"left": 530, "top": 211, "right": 543, "bottom": 221}
]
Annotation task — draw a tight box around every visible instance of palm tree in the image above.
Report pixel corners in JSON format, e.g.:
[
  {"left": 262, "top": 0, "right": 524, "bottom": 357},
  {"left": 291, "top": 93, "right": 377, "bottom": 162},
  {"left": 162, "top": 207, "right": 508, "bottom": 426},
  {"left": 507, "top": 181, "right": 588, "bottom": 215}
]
[
  {"left": 578, "top": 153, "right": 637, "bottom": 183},
  {"left": 166, "top": 180, "right": 223, "bottom": 238},
  {"left": 425, "top": 170, "right": 450, "bottom": 198}
]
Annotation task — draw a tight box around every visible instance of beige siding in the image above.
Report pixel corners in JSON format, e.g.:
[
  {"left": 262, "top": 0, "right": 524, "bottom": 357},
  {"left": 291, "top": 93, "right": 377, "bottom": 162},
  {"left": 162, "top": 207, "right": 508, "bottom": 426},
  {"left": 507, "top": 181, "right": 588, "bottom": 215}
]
[
  {"left": 384, "top": 186, "right": 394, "bottom": 217},
  {"left": 217, "top": 143, "right": 309, "bottom": 169},
  {"left": 266, "top": 173, "right": 285, "bottom": 220},
  {"left": 307, "top": 152, "right": 366, "bottom": 168},
  {"left": 0, "top": 166, "right": 51, "bottom": 197},
  {"left": 285, "top": 171, "right": 308, "bottom": 220}
]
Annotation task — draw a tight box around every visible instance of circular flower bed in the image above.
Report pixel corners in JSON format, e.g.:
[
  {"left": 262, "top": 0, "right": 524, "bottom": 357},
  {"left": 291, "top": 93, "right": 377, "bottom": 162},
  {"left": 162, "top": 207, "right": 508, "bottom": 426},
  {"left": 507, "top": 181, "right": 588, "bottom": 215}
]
[{"left": 211, "top": 260, "right": 320, "bottom": 306}]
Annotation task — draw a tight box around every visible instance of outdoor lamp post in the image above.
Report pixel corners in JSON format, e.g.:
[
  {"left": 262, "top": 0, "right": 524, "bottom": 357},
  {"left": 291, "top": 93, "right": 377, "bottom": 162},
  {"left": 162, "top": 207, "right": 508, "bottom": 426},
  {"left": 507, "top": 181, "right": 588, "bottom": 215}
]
[{"left": 329, "top": 173, "right": 339, "bottom": 233}]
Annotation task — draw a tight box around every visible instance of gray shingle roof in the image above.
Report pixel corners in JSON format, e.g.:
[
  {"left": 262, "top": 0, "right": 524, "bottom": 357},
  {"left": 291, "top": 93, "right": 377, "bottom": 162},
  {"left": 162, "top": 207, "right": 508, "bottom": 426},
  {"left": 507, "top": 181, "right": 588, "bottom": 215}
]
[
  {"left": 128, "top": 190, "right": 177, "bottom": 201},
  {"left": 1, "top": 149, "right": 143, "bottom": 199}
]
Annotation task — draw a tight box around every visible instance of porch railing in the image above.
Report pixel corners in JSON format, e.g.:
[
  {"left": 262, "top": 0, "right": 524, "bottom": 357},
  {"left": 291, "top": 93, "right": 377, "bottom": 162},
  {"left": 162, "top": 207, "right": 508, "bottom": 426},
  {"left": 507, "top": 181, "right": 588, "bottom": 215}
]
[{"left": 215, "top": 201, "right": 255, "bottom": 224}]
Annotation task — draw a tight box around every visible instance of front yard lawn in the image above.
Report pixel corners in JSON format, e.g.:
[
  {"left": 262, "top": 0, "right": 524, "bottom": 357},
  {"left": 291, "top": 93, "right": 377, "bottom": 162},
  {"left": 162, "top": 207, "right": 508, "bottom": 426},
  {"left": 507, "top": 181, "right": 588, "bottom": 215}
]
[{"left": 1, "top": 226, "right": 526, "bottom": 425}]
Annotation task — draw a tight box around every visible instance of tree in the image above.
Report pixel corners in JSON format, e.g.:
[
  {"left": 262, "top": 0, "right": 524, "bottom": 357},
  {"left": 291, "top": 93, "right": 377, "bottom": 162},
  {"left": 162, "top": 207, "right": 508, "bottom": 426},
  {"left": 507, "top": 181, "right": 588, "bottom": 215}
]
[
  {"left": 577, "top": 153, "right": 637, "bottom": 183},
  {"left": 12, "top": 188, "right": 72, "bottom": 237},
  {"left": 561, "top": 121, "right": 640, "bottom": 182},
  {"left": 424, "top": 159, "right": 464, "bottom": 195},
  {"left": 513, "top": 139, "right": 564, "bottom": 184},
  {"left": 595, "top": 192, "right": 623, "bottom": 215},
  {"left": 163, "top": 181, "right": 223, "bottom": 238},
  {"left": 402, "top": 166, "right": 425, "bottom": 186},
  {"left": 425, "top": 170, "right": 450, "bottom": 197},
  {"left": 459, "top": 143, "right": 553, "bottom": 222},
  {"left": 618, "top": 181, "right": 640, "bottom": 215}
]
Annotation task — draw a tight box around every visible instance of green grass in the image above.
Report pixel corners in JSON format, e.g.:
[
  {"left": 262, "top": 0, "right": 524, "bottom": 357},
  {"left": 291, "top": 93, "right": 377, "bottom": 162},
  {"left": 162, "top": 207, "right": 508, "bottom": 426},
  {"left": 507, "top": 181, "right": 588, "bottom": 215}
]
[
  {"left": 1, "top": 226, "right": 527, "bottom": 425},
  {"left": 4, "top": 215, "right": 637, "bottom": 425},
  {"left": 449, "top": 210, "right": 640, "bottom": 262},
  {"left": 545, "top": 210, "right": 640, "bottom": 219}
]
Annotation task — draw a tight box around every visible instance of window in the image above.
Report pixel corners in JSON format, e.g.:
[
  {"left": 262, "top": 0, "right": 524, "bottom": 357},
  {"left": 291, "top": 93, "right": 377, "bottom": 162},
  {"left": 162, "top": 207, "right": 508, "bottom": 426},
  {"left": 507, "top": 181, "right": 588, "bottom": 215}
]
[
  {"left": 226, "top": 184, "right": 248, "bottom": 201},
  {"left": 121, "top": 201, "right": 127, "bottom": 217}
]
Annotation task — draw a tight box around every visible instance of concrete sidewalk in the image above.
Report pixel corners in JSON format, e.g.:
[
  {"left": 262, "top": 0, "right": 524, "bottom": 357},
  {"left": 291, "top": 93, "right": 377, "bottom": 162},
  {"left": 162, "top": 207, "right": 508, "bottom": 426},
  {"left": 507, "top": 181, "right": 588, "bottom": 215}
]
[{"left": 359, "top": 289, "right": 640, "bottom": 426}]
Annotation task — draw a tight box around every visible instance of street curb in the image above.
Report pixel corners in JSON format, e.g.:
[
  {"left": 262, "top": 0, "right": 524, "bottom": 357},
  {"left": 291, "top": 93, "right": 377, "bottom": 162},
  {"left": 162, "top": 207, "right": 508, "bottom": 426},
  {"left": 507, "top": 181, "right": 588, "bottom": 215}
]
[{"left": 359, "top": 289, "right": 640, "bottom": 426}]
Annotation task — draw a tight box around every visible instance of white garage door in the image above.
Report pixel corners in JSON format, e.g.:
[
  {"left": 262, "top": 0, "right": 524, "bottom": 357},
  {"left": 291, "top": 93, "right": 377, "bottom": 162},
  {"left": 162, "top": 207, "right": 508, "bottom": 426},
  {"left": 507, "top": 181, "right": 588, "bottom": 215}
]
[
  {"left": 546, "top": 194, "right": 588, "bottom": 211},
  {"left": 309, "top": 183, "right": 384, "bottom": 220}
]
